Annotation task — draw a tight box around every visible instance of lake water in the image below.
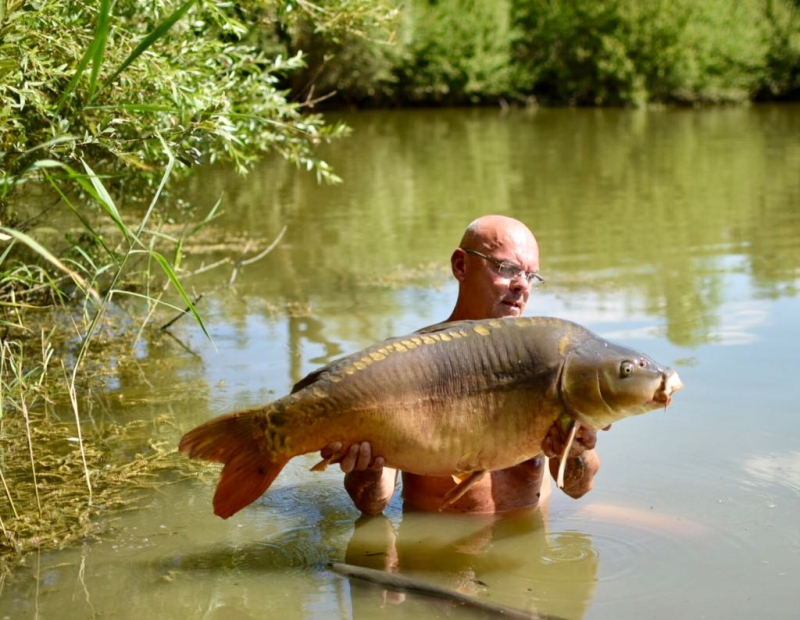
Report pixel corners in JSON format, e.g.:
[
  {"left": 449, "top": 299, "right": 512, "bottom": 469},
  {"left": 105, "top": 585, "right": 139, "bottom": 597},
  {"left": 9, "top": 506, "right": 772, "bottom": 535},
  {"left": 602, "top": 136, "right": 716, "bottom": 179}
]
[{"left": 2, "top": 104, "right": 799, "bottom": 619}]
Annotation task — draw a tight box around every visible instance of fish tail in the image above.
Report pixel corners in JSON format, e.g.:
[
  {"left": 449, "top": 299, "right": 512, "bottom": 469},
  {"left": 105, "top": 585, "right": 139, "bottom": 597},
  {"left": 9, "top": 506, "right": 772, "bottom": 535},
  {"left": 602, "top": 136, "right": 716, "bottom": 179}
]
[
  {"left": 213, "top": 449, "right": 288, "bottom": 519},
  {"left": 178, "top": 408, "right": 289, "bottom": 519}
]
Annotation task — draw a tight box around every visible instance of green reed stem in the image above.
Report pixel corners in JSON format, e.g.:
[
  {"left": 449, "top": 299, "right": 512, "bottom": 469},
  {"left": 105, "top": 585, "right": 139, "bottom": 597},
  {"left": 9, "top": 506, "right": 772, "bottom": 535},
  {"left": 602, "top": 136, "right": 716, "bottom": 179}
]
[
  {"left": 64, "top": 361, "right": 92, "bottom": 506},
  {"left": 21, "top": 398, "right": 42, "bottom": 518},
  {"left": 0, "top": 464, "right": 18, "bottom": 520}
]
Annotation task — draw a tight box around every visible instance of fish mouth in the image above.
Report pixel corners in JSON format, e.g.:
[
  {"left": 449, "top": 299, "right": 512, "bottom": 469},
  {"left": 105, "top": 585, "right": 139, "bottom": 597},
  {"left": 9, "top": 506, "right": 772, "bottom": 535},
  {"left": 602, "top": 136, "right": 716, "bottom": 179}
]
[{"left": 650, "top": 370, "right": 684, "bottom": 407}]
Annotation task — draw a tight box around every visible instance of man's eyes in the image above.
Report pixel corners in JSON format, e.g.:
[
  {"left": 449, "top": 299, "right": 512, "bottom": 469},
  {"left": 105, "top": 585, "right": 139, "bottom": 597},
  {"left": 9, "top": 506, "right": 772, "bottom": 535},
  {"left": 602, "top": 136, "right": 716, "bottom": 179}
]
[{"left": 497, "top": 263, "right": 522, "bottom": 277}]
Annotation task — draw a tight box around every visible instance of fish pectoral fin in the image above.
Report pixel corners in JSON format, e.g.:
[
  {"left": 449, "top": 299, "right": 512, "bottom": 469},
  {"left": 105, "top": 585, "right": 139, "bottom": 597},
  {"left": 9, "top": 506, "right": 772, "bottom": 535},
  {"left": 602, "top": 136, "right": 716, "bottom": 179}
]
[
  {"left": 310, "top": 445, "right": 351, "bottom": 472},
  {"left": 440, "top": 470, "right": 486, "bottom": 509},
  {"left": 309, "top": 457, "right": 331, "bottom": 472}
]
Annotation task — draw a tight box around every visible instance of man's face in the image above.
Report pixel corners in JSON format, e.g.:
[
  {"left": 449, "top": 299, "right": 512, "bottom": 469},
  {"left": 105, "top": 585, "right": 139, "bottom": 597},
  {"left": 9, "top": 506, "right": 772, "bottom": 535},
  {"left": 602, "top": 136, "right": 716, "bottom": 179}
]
[{"left": 460, "top": 240, "right": 540, "bottom": 320}]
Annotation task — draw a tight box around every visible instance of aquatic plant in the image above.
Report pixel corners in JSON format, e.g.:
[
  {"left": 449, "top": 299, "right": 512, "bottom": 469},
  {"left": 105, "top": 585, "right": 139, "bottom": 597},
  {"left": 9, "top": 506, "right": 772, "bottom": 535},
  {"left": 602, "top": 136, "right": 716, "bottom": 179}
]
[{"left": 0, "top": 0, "right": 396, "bottom": 571}]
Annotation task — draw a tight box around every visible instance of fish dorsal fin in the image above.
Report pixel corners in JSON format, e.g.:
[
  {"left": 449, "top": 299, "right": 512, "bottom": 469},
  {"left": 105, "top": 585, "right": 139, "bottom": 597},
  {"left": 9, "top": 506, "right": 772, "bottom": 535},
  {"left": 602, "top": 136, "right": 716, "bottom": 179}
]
[
  {"left": 291, "top": 323, "right": 467, "bottom": 393},
  {"left": 291, "top": 330, "right": 412, "bottom": 393},
  {"left": 291, "top": 365, "right": 332, "bottom": 393}
]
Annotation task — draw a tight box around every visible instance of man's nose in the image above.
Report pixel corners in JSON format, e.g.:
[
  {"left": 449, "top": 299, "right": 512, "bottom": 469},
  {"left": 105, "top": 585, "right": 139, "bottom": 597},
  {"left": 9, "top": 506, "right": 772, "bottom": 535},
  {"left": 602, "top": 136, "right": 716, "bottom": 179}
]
[{"left": 509, "top": 273, "right": 531, "bottom": 291}]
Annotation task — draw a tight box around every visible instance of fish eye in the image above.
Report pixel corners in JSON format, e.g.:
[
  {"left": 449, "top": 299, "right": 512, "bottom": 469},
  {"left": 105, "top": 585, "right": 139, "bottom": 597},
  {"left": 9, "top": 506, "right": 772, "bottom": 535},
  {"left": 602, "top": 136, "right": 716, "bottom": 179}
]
[{"left": 620, "top": 361, "right": 635, "bottom": 377}]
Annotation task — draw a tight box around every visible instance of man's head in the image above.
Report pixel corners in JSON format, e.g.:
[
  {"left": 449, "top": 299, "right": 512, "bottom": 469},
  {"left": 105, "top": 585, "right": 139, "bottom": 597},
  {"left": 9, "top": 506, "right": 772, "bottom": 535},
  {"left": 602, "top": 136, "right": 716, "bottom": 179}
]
[{"left": 447, "top": 215, "right": 541, "bottom": 321}]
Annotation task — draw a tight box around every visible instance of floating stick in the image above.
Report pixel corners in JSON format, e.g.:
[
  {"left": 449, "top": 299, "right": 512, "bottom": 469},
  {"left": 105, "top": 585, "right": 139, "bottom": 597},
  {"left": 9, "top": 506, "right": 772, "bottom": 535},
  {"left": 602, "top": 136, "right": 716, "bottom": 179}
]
[{"left": 330, "top": 561, "right": 565, "bottom": 620}]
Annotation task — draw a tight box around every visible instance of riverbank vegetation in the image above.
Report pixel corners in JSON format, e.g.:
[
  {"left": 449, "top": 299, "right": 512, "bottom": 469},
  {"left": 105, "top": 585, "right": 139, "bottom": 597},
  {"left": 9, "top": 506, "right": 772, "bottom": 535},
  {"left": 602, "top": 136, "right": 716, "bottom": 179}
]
[
  {"left": 0, "top": 0, "right": 394, "bottom": 571},
  {"left": 2, "top": 0, "right": 799, "bottom": 571},
  {"left": 285, "top": 0, "right": 800, "bottom": 107}
]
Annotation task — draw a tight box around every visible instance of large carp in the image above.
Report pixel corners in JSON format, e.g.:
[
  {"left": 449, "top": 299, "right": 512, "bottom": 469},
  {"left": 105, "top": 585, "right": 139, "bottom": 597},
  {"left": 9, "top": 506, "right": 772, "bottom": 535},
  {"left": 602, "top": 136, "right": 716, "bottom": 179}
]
[{"left": 179, "top": 317, "right": 683, "bottom": 519}]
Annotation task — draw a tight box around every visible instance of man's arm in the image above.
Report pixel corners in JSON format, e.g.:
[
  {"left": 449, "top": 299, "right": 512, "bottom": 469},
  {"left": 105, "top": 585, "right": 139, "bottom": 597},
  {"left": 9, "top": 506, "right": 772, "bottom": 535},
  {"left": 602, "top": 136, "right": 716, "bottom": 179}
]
[{"left": 321, "top": 441, "right": 398, "bottom": 515}]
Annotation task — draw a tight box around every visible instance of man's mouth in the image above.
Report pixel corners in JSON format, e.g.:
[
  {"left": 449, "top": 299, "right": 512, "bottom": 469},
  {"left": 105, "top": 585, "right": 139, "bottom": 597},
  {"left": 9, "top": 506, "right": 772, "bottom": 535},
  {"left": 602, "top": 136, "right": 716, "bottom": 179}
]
[{"left": 500, "top": 300, "right": 522, "bottom": 313}]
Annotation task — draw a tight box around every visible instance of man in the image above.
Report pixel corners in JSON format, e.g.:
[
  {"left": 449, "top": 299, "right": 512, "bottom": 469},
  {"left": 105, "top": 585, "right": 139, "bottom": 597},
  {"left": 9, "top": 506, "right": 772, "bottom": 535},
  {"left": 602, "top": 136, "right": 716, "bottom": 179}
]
[{"left": 321, "top": 215, "right": 603, "bottom": 515}]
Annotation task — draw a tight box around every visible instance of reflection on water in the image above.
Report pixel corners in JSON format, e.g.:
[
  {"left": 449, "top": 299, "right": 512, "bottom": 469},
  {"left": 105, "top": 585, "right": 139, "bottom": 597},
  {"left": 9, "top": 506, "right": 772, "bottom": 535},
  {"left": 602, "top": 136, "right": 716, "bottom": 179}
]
[
  {"left": 175, "top": 104, "right": 800, "bottom": 354},
  {"left": 343, "top": 508, "right": 597, "bottom": 620},
  {"left": 743, "top": 450, "right": 800, "bottom": 494},
  {"left": 2, "top": 105, "right": 800, "bottom": 619}
]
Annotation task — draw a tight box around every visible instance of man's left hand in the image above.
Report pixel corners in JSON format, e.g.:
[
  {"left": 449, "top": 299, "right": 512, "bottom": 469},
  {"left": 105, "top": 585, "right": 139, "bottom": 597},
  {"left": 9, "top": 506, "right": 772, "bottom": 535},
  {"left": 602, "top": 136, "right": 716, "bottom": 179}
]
[{"left": 542, "top": 422, "right": 608, "bottom": 459}]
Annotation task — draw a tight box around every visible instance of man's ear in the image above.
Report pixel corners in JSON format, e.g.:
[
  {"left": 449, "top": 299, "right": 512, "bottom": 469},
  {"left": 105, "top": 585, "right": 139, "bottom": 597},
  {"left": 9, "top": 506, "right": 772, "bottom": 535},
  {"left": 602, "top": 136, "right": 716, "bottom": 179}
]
[{"left": 451, "top": 248, "right": 467, "bottom": 282}]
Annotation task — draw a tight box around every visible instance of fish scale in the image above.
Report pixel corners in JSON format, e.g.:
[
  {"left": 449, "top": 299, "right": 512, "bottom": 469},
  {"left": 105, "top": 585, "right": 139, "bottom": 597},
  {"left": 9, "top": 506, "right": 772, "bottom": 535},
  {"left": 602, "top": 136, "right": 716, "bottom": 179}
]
[{"left": 179, "top": 317, "right": 683, "bottom": 519}]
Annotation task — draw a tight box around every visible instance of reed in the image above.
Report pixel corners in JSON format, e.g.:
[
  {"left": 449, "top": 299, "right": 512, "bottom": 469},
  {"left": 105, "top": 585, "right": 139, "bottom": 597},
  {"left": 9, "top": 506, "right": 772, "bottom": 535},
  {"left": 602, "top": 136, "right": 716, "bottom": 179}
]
[
  {"left": 0, "top": 153, "right": 217, "bottom": 573},
  {"left": 0, "top": 0, "right": 402, "bottom": 575}
]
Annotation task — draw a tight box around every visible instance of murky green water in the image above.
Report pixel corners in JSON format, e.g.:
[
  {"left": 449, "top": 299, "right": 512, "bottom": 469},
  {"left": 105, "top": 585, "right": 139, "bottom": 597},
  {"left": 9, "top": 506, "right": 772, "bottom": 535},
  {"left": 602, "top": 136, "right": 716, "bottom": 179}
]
[{"left": 3, "top": 104, "right": 800, "bottom": 619}]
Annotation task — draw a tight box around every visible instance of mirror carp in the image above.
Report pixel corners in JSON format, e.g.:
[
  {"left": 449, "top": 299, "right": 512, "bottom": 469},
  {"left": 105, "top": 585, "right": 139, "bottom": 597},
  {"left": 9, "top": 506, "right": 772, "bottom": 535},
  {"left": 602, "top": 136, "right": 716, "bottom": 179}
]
[{"left": 179, "top": 317, "right": 683, "bottom": 518}]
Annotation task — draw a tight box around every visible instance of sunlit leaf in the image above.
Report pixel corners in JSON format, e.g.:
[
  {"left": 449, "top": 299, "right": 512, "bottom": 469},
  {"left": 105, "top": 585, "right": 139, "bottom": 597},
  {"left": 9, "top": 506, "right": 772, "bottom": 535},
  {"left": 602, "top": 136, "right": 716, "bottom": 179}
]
[
  {"left": 87, "top": 0, "right": 112, "bottom": 101},
  {"left": 148, "top": 250, "right": 212, "bottom": 343},
  {"left": 0, "top": 226, "right": 101, "bottom": 306},
  {"left": 95, "top": 0, "right": 198, "bottom": 101}
]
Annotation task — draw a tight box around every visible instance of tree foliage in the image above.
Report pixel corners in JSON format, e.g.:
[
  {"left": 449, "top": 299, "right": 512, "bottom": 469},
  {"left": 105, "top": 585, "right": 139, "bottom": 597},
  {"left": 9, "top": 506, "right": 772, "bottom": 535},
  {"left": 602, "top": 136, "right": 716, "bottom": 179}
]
[
  {"left": 510, "top": 0, "right": 774, "bottom": 105},
  {"left": 390, "top": 0, "right": 515, "bottom": 105},
  {"left": 762, "top": 0, "right": 800, "bottom": 97},
  {"left": 277, "top": 0, "right": 800, "bottom": 107},
  {"left": 0, "top": 0, "right": 398, "bottom": 212}
]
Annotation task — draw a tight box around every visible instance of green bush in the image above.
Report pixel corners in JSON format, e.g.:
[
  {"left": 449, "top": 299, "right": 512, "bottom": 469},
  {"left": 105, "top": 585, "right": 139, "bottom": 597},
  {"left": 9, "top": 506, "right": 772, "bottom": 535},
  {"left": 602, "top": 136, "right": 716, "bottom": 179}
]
[
  {"left": 390, "top": 0, "right": 515, "bottom": 105},
  {"left": 760, "top": 0, "right": 800, "bottom": 98},
  {"left": 278, "top": 0, "right": 516, "bottom": 106},
  {"left": 0, "top": 0, "right": 395, "bottom": 213},
  {"left": 510, "top": 0, "right": 773, "bottom": 106},
  {"left": 510, "top": 0, "right": 638, "bottom": 105}
]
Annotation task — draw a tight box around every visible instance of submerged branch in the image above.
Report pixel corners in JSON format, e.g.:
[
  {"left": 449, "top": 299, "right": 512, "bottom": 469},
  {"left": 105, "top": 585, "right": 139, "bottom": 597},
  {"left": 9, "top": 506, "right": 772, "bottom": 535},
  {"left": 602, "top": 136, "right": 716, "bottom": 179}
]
[
  {"left": 229, "top": 225, "right": 287, "bottom": 286},
  {"left": 160, "top": 293, "right": 204, "bottom": 331}
]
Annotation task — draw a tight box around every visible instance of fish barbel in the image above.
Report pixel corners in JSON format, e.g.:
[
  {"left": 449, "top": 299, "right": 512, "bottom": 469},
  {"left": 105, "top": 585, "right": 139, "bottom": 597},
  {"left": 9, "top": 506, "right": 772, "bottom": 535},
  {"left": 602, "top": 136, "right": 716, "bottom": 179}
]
[{"left": 179, "top": 317, "right": 683, "bottom": 518}]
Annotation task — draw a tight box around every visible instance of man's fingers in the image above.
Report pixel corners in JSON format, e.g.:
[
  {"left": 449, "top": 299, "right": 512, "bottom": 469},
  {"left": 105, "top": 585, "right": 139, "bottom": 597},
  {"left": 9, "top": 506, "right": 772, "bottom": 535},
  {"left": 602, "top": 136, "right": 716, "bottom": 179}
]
[
  {"left": 320, "top": 441, "right": 384, "bottom": 473},
  {"left": 575, "top": 427, "right": 597, "bottom": 451},
  {"left": 339, "top": 444, "right": 361, "bottom": 473},
  {"left": 541, "top": 433, "right": 556, "bottom": 458},
  {"left": 542, "top": 422, "right": 600, "bottom": 458},
  {"left": 355, "top": 442, "right": 372, "bottom": 471},
  {"left": 321, "top": 442, "right": 343, "bottom": 460}
]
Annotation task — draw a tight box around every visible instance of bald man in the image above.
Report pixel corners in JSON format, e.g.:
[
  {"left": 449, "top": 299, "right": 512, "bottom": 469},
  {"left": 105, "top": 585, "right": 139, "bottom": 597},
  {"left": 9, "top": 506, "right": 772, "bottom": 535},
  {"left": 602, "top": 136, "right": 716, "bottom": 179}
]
[{"left": 321, "top": 215, "right": 602, "bottom": 515}]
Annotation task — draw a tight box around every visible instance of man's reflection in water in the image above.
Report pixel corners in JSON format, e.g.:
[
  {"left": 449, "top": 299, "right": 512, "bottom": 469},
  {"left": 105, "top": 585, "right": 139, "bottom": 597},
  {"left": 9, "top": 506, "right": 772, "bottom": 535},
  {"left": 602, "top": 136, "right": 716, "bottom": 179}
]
[{"left": 342, "top": 503, "right": 597, "bottom": 619}]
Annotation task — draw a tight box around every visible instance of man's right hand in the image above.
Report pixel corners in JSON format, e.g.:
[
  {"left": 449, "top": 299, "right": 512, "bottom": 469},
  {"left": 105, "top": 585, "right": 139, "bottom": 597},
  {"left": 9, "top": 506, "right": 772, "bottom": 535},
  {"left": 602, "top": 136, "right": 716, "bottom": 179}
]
[
  {"left": 320, "top": 442, "right": 396, "bottom": 515},
  {"left": 320, "top": 441, "right": 385, "bottom": 473}
]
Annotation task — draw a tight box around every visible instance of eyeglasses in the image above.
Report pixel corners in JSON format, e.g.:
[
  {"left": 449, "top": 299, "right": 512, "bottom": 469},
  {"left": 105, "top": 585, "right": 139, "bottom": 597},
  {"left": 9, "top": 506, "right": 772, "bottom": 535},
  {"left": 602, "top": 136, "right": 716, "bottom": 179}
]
[{"left": 463, "top": 248, "right": 545, "bottom": 286}]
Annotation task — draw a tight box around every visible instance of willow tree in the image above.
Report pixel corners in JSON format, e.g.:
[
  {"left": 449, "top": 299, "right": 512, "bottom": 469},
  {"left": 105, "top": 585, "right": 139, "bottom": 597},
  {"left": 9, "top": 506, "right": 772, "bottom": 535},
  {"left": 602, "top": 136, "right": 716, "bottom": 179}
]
[{"left": 0, "top": 0, "right": 397, "bottom": 569}]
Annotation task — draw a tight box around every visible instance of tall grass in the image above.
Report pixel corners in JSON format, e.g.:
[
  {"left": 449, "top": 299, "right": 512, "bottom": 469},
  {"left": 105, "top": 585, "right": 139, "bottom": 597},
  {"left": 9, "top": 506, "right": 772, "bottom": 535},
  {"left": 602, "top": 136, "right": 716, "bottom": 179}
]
[
  {"left": 0, "top": 149, "right": 215, "bottom": 568},
  {"left": 0, "top": 0, "right": 399, "bottom": 571},
  {"left": 2, "top": 1, "right": 224, "bottom": 569}
]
